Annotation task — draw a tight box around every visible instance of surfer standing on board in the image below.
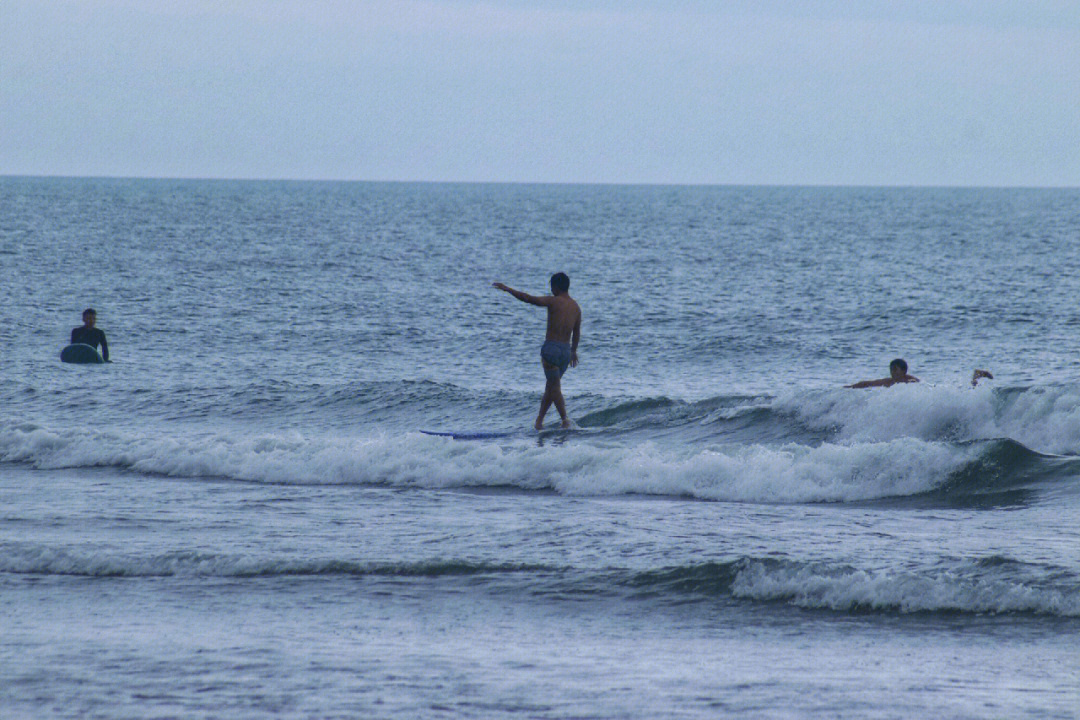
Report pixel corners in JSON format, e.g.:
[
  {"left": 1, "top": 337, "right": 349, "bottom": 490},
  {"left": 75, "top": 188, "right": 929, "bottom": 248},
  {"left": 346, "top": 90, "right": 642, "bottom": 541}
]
[
  {"left": 71, "top": 308, "right": 109, "bottom": 362},
  {"left": 493, "top": 273, "right": 581, "bottom": 430}
]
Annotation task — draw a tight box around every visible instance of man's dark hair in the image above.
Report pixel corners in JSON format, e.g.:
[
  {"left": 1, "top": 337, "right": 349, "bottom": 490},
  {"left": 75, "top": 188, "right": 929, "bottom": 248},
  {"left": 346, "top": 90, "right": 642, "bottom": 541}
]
[
  {"left": 83, "top": 308, "right": 96, "bottom": 317},
  {"left": 889, "top": 358, "right": 908, "bottom": 373},
  {"left": 550, "top": 272, "right": 570, "bottom": 294}
]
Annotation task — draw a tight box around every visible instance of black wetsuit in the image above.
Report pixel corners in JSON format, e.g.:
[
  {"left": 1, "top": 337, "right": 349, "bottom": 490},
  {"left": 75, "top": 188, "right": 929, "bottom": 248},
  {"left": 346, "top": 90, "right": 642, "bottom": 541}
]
[{"left": 71, "top": 326, "right": 109, "bottom": 361}]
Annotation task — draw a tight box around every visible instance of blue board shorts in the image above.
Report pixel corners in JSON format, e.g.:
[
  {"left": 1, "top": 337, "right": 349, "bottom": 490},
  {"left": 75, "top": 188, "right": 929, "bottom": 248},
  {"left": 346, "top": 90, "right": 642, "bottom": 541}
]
[{"left": 540, "top": 341, "right": 572, "bottom": 381}]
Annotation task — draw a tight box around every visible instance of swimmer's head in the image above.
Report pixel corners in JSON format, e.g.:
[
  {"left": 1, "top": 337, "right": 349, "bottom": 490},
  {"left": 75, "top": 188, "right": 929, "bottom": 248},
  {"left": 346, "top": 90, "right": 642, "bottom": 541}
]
[
  {"left": 550, "top": 272, "right": 570, "bottom": 295},
  {"left": 82, "top": 308, "right": 97, "bottom": 326},
  {"left": 889, "top": 358, "right": 908, "bottom": 378}
]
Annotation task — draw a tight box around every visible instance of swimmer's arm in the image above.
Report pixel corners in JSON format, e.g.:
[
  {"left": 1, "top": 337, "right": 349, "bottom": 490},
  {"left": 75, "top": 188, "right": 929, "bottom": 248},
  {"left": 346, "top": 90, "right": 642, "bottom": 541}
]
[
  {"left": 845, "top": 378, "right": 892, "bottom": 389},
  {"left": 100, "top": 332, "right": 109, "bottom": 362},
  {"left": 570, "top": 312, "right": 581, "bottom": 367},
  {"left": 491, "top": 283, "right": 550, "bottom": 306}
]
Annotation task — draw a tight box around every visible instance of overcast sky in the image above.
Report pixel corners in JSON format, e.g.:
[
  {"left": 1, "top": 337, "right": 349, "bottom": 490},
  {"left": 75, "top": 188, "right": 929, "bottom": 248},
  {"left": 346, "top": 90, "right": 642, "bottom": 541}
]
[{"left": 2, "top": 0, "right": 1078, "bottom": 186}]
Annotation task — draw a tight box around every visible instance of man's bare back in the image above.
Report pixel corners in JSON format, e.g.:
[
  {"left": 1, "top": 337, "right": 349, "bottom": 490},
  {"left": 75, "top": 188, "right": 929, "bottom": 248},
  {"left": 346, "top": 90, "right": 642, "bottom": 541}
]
[{"left": 545, "top": 293, "right": 581, "bottom": 344}]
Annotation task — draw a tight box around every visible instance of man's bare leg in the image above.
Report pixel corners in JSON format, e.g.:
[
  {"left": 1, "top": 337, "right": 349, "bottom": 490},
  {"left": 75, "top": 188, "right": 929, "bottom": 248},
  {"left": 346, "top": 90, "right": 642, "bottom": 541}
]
[
  {"left": 536, "top": 381, "right": 569, "bottom": 429},
  {"left": 537, "top": 360, "right": 571, "bottom": 429},
  {"left": 536, "top": 382, "right": 554, "bottom": 430},
  {"left": 551, "top": 382, "right": 570, "bottom": 428}
]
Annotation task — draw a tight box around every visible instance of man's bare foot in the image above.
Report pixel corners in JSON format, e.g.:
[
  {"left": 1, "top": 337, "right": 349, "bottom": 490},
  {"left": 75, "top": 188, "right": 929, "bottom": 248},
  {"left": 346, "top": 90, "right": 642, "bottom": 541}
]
[
  {"left": 535, "top": 418, "right": 545, "bottom": 431},
  {"left": 561, "top": 418, "right": 572, "bottom": 429}
]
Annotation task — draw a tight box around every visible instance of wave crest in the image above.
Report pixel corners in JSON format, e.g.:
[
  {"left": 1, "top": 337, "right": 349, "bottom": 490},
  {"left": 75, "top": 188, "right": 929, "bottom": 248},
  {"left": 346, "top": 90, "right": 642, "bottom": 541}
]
[
  {"left": 776, "top": 383, "right": 1080, "bottom": 455},
  {"left": 1, "top": 420, "right": 996, "bottom": 503}
]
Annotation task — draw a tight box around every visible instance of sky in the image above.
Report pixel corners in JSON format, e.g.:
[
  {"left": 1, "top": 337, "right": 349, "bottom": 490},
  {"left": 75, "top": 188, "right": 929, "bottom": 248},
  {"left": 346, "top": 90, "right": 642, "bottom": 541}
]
[{"left": 2, "top": 0, "right": 1078, "bottom": 186}]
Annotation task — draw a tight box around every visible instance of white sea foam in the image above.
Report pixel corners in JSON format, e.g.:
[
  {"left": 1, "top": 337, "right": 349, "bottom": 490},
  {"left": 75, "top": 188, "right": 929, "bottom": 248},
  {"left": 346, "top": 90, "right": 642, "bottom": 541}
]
[
  {"left": 731, "top": 559, "right": 1080, "bottom": 616},
  {"left": 776, "top": 383, "right": 1080, "bottom": 455},
  {"left": 0, "top": 420, "right": 974, "bottom": 503},
  {"left": 993, "top": 385, "right": 1080, "bottom": 455}
]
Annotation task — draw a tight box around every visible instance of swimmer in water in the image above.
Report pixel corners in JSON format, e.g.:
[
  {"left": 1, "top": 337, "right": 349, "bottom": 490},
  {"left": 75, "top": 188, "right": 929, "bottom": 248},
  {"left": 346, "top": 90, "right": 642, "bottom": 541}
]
[
  {"left": 846, "top": 358, "right": 992, "bottom": 388},
  {"left": 71, "top": 308, "right": 109, "bottom": 362}
]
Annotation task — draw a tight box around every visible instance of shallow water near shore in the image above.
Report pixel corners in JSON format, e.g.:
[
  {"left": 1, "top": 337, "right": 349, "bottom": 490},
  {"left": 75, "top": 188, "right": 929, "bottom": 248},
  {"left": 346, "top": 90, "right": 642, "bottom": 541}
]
[{"left": 3, "top": 178, "right": 1080, "bottom": 718}]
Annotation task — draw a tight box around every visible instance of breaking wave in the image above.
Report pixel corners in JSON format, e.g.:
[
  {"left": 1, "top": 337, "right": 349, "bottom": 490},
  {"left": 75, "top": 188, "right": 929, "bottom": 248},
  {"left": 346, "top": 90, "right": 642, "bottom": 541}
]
[{"left": 1, "top": 419, "right": 1052, "bottom": 504}]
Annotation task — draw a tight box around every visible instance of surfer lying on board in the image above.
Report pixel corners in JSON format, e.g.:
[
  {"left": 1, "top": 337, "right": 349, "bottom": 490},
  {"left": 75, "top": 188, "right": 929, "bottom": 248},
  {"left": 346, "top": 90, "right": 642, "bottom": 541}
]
[
  {"left": 493, "top": 273, "right": 581, "bottom": 430},
  {"left": 846, "top": 358, "right": 993, "bottom": 388},
  {"left": 71, "top": 308, "right": 109, "bottom": 361}
]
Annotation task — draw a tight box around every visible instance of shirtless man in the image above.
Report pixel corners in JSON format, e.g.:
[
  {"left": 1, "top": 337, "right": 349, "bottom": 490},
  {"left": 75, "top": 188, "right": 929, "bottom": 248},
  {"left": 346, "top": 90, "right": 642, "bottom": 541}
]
[
  {"left": 847, "top": 358, "right": 993, "bottom": 388},
  {"left": 493, "top": 273, "right": 581, "bottom": 429},
  {"left": 846, "top": 358, "right": 917, "bottom": 388},
  {"left": 71, "top": 308, "right": 109, "bottom": 361}
]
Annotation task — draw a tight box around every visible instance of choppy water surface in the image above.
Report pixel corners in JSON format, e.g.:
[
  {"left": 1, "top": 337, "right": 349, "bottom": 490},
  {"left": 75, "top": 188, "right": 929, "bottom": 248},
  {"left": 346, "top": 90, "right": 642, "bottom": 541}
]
[{"left": 2, "top": 178, "right": 1079, "bottom": 719}]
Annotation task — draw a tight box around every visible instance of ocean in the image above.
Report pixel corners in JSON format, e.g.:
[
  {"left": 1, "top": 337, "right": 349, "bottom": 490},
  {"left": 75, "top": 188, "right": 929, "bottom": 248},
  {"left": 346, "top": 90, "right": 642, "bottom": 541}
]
[{"left": 2, "top": 177, "right": 1078, "bottom": 719}]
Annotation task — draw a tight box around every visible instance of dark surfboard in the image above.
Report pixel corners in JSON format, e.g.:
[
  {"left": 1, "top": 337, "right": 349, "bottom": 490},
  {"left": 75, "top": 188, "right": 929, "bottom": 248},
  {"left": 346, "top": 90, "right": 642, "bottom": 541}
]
[{"left": 60, "top": 343, "right": 105, "bottom": 364}]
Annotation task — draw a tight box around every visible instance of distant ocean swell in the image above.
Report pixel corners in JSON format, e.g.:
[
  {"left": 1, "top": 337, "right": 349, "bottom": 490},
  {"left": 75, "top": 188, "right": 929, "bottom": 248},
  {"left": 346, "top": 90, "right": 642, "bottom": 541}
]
[
  {"left": 0, "top": 546, "right": 549, "bottom": 579},
  {"left": 1, "top": 419, "right": 1069, "bottom": 504},
  {"left": 4, "top": 545, "right": 1077, "bottom": 618}
]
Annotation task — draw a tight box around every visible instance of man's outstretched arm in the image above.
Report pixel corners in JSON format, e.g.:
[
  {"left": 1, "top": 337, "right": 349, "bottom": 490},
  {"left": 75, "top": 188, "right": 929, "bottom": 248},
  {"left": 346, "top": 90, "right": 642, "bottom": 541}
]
[{"left": 492, "top": 282, "right": 550, "bottom": 306}]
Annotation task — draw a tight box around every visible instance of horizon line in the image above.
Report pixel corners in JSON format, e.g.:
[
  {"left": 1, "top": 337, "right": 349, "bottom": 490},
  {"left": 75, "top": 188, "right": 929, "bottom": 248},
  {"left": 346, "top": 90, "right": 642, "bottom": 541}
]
[{"left": 1, "top": 173, "right": 1077, "bottom": 191}]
